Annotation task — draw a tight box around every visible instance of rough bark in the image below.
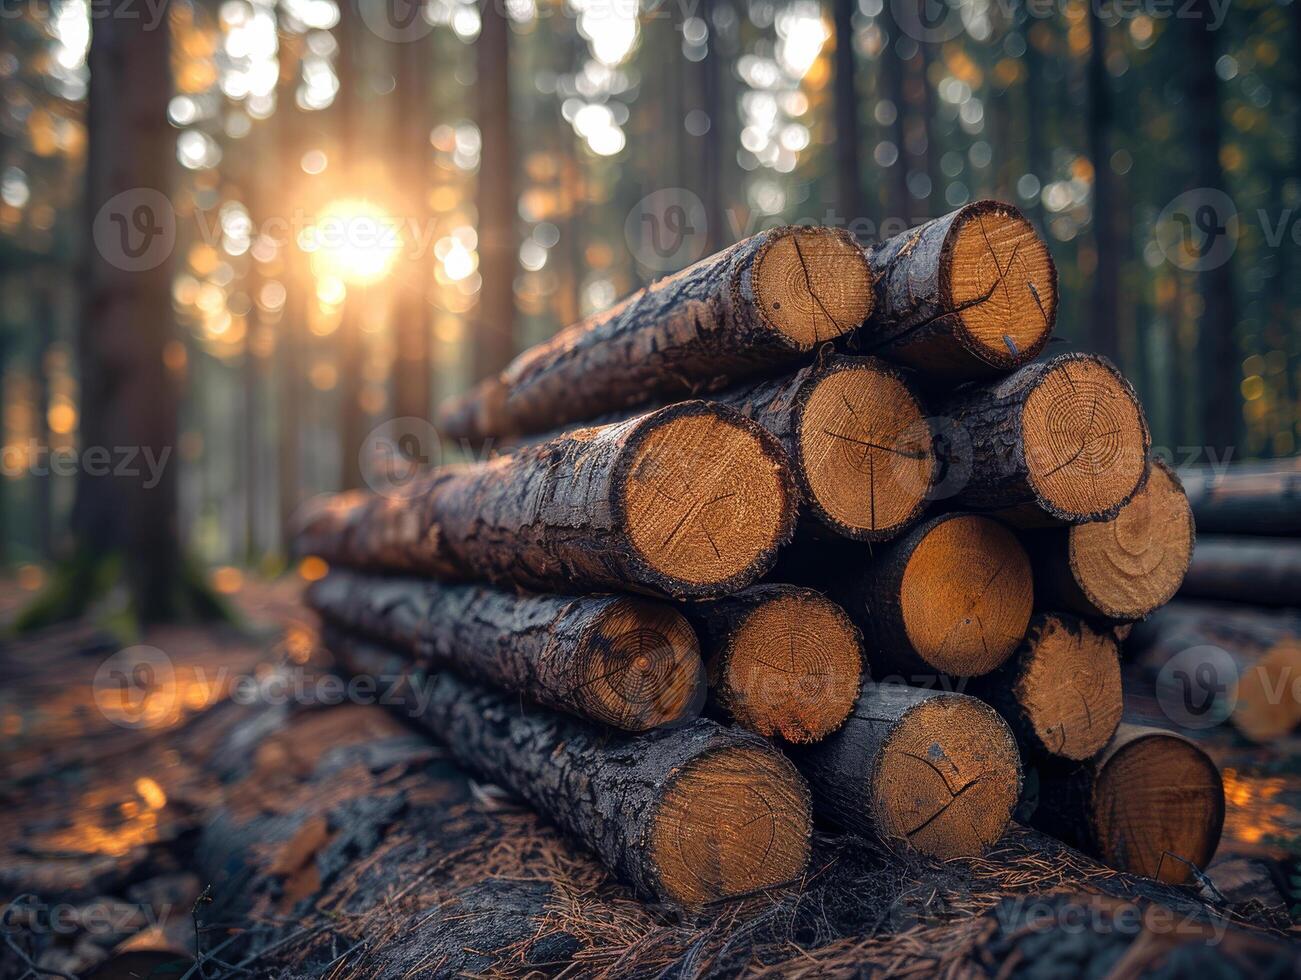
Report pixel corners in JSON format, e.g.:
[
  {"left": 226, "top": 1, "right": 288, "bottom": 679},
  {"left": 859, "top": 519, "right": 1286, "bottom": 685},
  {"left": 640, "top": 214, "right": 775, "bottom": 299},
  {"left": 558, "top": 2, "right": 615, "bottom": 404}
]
[
  {"left": 967, "top": 613, "right": 1122, "bottom": 761},
  {"left": 327, "top": 629, "right": 813, "bottom": 906},
  {"left": 296, "top": 401, "right": 798, "bottom": 599},
  {"left": 1029, "top": 724, "right": 1225, "bottom": 884},
  {"left": 1025, "top": 458, "right": 1194, "bottom": 621},
  {"left": 436, "top": 225, "right": 874, "bottom": 442},
  {"left": 1179, "top": 536, "right": 1301, "bottom": 608},
  {"left": 852, "top": 201, "right": 1057, "bottom": 379},
  {"left": 686, "top": 584, "right": 863, "bottom": 743},
  {"left": 935, "top": 352, "right": 1151, "bottom": 523},
  {"left": 1179, "top": 461, "right": 1301, "bottom": 536},
  {"left": 788, "top": 681, "right": 1022, "bottom": 860},
  {"left": 306, "top": 570, "right": 705, "bottom": 731}
]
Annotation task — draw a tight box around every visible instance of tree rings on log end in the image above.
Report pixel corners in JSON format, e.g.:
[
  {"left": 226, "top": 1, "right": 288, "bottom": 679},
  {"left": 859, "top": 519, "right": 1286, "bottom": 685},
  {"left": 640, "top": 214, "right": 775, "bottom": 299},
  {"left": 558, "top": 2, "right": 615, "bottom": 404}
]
[
  {"left": 1021, "top": 354, "right": 1150, "bottom": 522},
  {"left": 717, "top": 590, "right": 863, "bottom": 743},
  {"left": 1091, "top": 730, "right": 1224, "bottom": 883},
  {"left": 1015, "top": 614, "right": 1122, "bottom": 761},
  {"left": 1068, "top": 458, "right": 1194, "bottom": 619},
  {"left": 943, "top": 201, "right": 1056, "bottom": 369},
  {"left": 900, "top": 515, "right": 1033, "bottom": 676},
  {"left": 620, "top": 402, "right": 796, "bottom": 597},
  {"left": 650, "top": 744, "right": 812, "bottom": 904},
  {"left": 576, "top": 599, "right": 704, "bottom": 732},
  {"left": 872, "top": 692, "right": 1021, "bottom": 859},
  {"left": 751, "top": 227, "right": 874, "bottom": 349},
  {"left": 798, "top": 360, "right": 935, "bottom": 540}
]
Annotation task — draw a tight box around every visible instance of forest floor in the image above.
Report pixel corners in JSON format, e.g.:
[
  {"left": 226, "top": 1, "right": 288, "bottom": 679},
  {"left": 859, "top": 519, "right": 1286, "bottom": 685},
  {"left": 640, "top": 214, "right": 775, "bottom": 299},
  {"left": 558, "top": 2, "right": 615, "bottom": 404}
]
[{"left": 1, "top": 575, "right": 1300, "bottom": 977}]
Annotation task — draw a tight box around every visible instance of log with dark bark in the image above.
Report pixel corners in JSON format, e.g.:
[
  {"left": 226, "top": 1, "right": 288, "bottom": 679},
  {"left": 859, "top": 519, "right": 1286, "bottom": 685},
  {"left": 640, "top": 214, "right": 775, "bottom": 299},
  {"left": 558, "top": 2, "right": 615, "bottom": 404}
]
[
  {"left": 1025, "top": 458, "right": 1194, "bottom": 621},
  {"left": 297, "top": 401, "right": 799, "bottom": 599},
  {"left": 806, "top": 513, "right": 1034, "bottom": 679},
  {"left": 1179, "top": 460, "right": 1301, "bottom": 536},
  {"left": 687, "top": 584, "right": 863, "bottom": 743},
  {"left": 936, "top": 352, "right": 1151, "bottom": 524},
  {"left": 1179, "top": 535, "right": 1301, "bottom": 608},
  {"left": 789, "top": 681, "right": 1022, "bottom": 859},
  {"left": 1029, "top": 724, "right": 1225, "bottom": 884},
  {"left": 436, "top": 226, "right": 874, "bottom": 443},
  {"left": 853, "top": 201, "right": 1057, "bottom": 379},
  {"left": 328, "top": 629, "right": 813, "bottom": 906},
  {"left": 306, "top": 571, "right": 705, "bottom": 731},
  {"left": 967, "top": 613, "right": 1122, "bottom": 761}
]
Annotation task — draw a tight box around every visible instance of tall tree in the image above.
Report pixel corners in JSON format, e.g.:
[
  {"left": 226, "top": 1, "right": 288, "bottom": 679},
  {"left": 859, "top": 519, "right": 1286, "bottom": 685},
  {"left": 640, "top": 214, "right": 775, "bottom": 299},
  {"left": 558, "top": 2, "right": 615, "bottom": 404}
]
[
  {"left": 276, "top": 30, "right": 303, "bottom": 554},
  {"left": 832, "top": 0, "right": 865, "bottom": 231},
  {"left": 1086, "top": 5, "right": 1119, "bottom": 362},
  {"left": 875, "top": 4, "right": 910, "bottom": 224}
]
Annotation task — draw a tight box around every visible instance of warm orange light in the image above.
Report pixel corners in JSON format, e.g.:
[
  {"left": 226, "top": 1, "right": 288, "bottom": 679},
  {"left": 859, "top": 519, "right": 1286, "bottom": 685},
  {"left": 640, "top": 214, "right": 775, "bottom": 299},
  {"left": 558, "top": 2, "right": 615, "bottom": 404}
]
[
  {"left": 301, "top": 198, "right": 402, "bottom": 286},
  {"left": 211, "top": 565, "right": 244, "bottom": 594},
  {"left": 298, "top": 556, "right": 329, "bottom": 582}
]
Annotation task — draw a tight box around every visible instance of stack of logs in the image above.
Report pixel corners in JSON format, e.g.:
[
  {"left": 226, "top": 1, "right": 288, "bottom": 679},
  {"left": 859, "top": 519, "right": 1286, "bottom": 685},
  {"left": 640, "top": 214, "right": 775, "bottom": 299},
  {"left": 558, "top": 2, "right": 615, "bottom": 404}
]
[{"left": 296, "top": 201, "right": 1226, "bottom": 907}]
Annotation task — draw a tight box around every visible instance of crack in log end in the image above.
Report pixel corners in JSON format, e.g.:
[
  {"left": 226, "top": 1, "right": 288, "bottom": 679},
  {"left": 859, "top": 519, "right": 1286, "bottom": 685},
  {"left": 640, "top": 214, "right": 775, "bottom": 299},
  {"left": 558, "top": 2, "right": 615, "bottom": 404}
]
[
  {"left": 621, "top": 407, "right": 793, "bottom": 592},
  {"left": 899, "top": 515, "right": 1033, "bottom": 676},
  {"left": 650, "top": 745, "right": 811, "bottom": 905},
  {"left": 1017, "top": 614, "right": 1123, "bottom": 761},
  {"left": 873, "top": 696, "right": 1021, "bottom": 860},
  {"left": 1067, "top": 459, "right": 1194, "bottom": 619},
  {"left": 1021, "top": 356, "right": 1149, "bottom": 521},
  {"left": 722, "top": 592, "right": 862, "bottom": 743},
  {"left": 752, "top": 227, "right": 873, "bottom": 349},
  {"left": 1091, "top": 729, "right": 1226, "bottom": 884},
  {"left": 798, "top": 362, "right": 936, "bottom": 539},
  {"left": 946, "top": 205, "right": 1056, "bottom": 364},
  {"left": 575, "top": 600, "right": 704, "bottom": 732}
]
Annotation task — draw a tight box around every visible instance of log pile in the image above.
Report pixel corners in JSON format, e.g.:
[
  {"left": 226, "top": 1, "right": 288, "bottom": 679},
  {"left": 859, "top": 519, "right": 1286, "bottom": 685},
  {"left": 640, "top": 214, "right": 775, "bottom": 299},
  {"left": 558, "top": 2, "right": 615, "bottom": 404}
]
[{"left": 296, "top": 201, "right": 1227, "bottom": 907}]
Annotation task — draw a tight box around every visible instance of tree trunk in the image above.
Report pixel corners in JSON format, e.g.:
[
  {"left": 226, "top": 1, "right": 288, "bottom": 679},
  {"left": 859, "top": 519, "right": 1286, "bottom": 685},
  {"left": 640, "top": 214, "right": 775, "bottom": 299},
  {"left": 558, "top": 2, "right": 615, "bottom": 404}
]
[
  {"left": 934, "top": 353, "right": 1150, "bottom": 523},
  {"left": 788, "top": 681, "right": 1021, "bottom": 859},
  {"left": 435, "top": 226, "right": 873, "bottom": 443},
  {"left": 1029, "top": 724, "right": 1225, "bottom": 884},
  {"left": 277, "top": 39, "right": 303, "bottom": 557},
  {"left": 687, "top": 584, "right": 862, "bottom": 743},
  {"left": 297, "top": 401, "right": 798, "bottom": 599},
  {"left": 875, "top": 4, "right": 911, "bottom": 222},
  {"left": 967, "top": 613, "right": 1122, "bottom": 761},
  {"left": 1024, "top": 458, "right": 1194, "bottom": 620},
  {"left": 853, "top": 202, "right": 1057, "bottom": 378},
  {"left": 1086, "top": 4, "right": 1120, "bottom": 363},
  {"left": 335, "top": 0, "right": 365, "bottom": 490},
  {"left": 1179, "top": 536, "right": 1301, "bottom": 608},
  {"left": 327, "top": 629, "right": 812, "bottom": 906},
  {"left": 33, "top": 273, "right": 54, "bottom": 557},
  {"left": 832, "top": 0, "right": 864, "bottom": 231},
  {"left": 1178, "top": 461, "right": 1301, "bottom": 536},
  {"left": 305, "top": 570, "right": 705, "bottom": 731}
]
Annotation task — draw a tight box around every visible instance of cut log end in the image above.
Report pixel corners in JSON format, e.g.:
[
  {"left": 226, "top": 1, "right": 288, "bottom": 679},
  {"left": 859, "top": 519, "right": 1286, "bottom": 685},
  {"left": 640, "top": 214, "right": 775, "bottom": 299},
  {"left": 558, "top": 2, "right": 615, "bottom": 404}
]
[
  {"left": 718, "top": 591, "right": 862, "bottom": 743},
  {"left": 873, "top": 692, "right": 1021, "bottom": 859},
  {"left": 621, "top": 404, "right": 794, "bottom": 593},
  {"left": 1069, "top": 459, "right": 1194, "bottom": 619},
  {"left": 900, "top": 515, "right": 1033, "bottom": 676},
  {"left": 651, "top": 744, "right": 811, "bottom": 904},
  {"left": 1016, "top": 615, "right": 1122, "bottom": 760},
  {"left": 1092, "top": 731, "right": 1224, "bottom": 883},
  {"left": 1232, "top": 639, "right": 1301, "bottom": 742},
  {"left": 798, "top": 362, "right": 935, "bottom": 539},
  {"left": 943, "top": 202, "right": 1056, "bottom": 368},
  {"left": 1021, "top": 355, "right": 1149, "bottom": 521},
  {"left": 577, "top": 599, "right": 704, "bottom": 731},
  {"left": 752, "top": 227, "right": 874, "bottom": 349}
]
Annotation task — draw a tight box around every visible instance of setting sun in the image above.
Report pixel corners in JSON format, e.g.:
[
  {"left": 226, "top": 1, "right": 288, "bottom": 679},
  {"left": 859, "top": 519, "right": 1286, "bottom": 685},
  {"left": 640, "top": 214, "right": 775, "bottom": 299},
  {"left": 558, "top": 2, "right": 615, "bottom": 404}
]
[{"left": 300, "top": 197, "right": 402, "bottom": 286}]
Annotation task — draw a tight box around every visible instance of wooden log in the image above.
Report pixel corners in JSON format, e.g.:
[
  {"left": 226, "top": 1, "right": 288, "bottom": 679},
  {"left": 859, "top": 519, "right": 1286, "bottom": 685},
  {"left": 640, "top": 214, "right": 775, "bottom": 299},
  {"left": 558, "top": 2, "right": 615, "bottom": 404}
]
[
  {"left": 1025, "top": 458, "right": 1195, "bottom": 621},
  {"left": 967, "top": 613, "right": 1122, "bottom": 761},
  {"left": 788, "top": 681, "right": 1022, "bottom": 859},
  {"left": 811, "top": 513, "right": 1034, "bottom": 678},
  {"left": 1179, "top": 459, "right": 1301, "bottom": 536},
  {"left": 296, "top": 401, "right": 799, "bottom": 599},
  {"left": 1029, "top": 724, "right": 1225, "bottom": 884},
  {"left": 687, "top": 584, "right": 863, "bottom": 743},
  {"left": 935, "top": 352, "right": 1151, "bottom": 524},
  {"left": 1178, "top": 535, "right": 1301, "bottom": 608},
  {"left": 327, "top": 629, "right": 813, "bottom": 906},
  {"left": 853, "top": 201, "right": 1058, "bottom": 379},
  {"left": 436, "top": 226, "right": 874, "bottom": 443},
  {"left": 306, "top": 571, "right": 705, "bottom": 731}
]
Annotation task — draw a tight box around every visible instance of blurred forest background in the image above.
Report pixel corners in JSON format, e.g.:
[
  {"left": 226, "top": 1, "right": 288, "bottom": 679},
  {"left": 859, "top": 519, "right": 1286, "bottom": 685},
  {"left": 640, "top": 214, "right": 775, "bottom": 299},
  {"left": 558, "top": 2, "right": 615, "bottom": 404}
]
[{"left": 0, "top": 0, "right": 1297, "bottom": 611}]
